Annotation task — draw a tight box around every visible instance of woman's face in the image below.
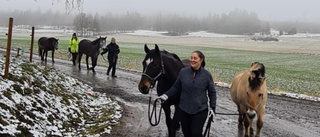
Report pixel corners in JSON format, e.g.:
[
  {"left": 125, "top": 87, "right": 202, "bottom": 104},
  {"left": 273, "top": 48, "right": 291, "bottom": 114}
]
[{"left": 189, "top": 52, "right": 202, "bottom": 70}]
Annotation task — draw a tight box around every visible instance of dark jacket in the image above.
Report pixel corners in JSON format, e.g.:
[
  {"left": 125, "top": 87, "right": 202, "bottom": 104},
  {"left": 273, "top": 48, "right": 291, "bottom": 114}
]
[
  {"left": 101, "top": 43, "right": 120, "bottom": 60},
  {"left": 165, "top": 66, "right": 216, "bottom": 114}
]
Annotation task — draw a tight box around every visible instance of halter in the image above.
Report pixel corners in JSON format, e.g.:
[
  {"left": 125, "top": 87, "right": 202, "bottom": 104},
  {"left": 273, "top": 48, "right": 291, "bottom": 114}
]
[
  {"left": 245, "top": 95, "right": 263, "bottom": 113},
  {"left": 142, "top": 54, "right": 165, "bottom": 88}
]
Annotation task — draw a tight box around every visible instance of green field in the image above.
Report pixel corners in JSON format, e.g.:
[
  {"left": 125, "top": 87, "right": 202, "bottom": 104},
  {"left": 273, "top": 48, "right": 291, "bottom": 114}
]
[{"left": 1, "top": 37, "right": 319, "bottom": 97}]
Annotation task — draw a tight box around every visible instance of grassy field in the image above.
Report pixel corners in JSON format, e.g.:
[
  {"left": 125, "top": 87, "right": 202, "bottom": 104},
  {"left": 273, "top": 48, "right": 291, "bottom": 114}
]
[{"left": 0, "top": 35, "right": 319, "bottom": 97}]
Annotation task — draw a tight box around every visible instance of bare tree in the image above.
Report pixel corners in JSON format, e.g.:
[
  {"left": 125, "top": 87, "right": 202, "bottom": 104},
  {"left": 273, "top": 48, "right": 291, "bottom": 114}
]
[{"left": 32, "top": 0, "right": 83, "bottom": 14}]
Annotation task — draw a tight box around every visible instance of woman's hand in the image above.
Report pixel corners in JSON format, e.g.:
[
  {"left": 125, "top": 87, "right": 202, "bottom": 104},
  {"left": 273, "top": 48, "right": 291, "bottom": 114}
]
[{"left": 159, "top": 94, "right": 168, "bottom": 101}]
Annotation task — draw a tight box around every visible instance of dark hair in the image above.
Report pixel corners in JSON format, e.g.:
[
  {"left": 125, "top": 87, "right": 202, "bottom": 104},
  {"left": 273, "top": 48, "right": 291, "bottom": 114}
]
[
  {"left": 72, "top": 33, "right": 77, "bottom": 40},
  {"left": 192, "top": 50, "right": 206, "bottom": 68}
]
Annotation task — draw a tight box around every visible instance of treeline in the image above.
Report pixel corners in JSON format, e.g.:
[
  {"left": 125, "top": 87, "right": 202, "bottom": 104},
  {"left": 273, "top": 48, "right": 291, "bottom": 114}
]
[
  {"left": 0, "top": 9, "right": 73, "bottom": 26},
  {"left": 75, "top": 9, "right": 264, "bottom": 36},
  {"left": 1, "top": 9, "right": 320, "bottom": 36}
]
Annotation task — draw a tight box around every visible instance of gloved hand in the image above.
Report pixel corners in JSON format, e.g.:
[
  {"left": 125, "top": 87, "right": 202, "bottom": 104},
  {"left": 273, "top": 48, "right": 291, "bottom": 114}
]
[
  {"left": 159, "top": 94, "right": 168, "bottom": 101},
  {"left": 211, "top": 107, "right": 216, "bottom": 114},
  {"left": 68, "top": 48, "right": 71, "bottom": 53}
]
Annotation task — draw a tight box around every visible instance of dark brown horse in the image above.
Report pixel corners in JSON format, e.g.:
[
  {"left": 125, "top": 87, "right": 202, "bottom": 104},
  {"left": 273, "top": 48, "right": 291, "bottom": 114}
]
[
  {"left": 38, "top": 37, "right": 59, "bottom": 64},
  {"left": 138, "top": 44, "right": 187, "bottom": 137},
  {"left": 76, "top": 37, "right": 106, "bottom": 73},
  {"left": 230, "top": 62, "right": 267, "bottom": 137}
]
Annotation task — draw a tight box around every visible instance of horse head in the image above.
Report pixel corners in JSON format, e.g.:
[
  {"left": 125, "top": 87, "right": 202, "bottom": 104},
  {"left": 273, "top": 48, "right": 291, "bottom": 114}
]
[
  {"left": 246, "top": 62, "right": 266, "bottom": 119},
  {"left": 98, "top": 36, "right": 107, "bottom": 48},
  {"left": 138, "top": 44, "right": 164, "bottom": 94},
  {"left": 54, "top": 38, "right": 59, "bottom": 50}
]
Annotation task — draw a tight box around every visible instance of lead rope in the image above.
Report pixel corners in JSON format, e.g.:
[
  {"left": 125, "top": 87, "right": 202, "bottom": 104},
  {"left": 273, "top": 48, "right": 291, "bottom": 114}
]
[
  {"left": 148, "top": 96, "right": 163, "bottom": 126},
  {"left": 203, "top": 110, "right": 214, "bottom": 137}
]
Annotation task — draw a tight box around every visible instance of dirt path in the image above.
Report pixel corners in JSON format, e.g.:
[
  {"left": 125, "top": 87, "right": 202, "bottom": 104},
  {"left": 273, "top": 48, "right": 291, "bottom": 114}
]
[{"left": 46, "top": 58, "right": 320, "bottom": 137}]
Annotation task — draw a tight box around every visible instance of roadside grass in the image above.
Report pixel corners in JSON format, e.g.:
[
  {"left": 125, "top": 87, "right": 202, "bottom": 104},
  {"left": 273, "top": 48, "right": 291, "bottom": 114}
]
[{"left": 1, "top": 37, "right": 319, "bottom": 97}]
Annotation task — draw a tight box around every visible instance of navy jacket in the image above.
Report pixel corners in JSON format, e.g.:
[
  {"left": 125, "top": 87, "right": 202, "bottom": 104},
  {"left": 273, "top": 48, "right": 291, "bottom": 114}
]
[
  {"left": 101, "top": 43, "right": 120, "bottom": 60},
  {"left": 165, "top": 66, "right": 217, "bottom": 114}
]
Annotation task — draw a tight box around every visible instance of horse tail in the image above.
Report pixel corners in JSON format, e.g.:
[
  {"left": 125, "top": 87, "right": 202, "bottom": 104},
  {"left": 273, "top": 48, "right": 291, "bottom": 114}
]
[
  {"left": 75, "top": 53, "right": 80, "bottom": 65},
  {"left": 38, "top": 45, "right": 42, "bottom": 57}
]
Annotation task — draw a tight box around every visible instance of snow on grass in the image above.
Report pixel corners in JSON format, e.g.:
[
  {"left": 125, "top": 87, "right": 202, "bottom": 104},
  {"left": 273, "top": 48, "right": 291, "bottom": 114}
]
[
  {"left": 124, "top": 30, "right": 246, "bottom": 38},
  {"left": 0, "top": 55, "right": 122, "bottom": 136}
]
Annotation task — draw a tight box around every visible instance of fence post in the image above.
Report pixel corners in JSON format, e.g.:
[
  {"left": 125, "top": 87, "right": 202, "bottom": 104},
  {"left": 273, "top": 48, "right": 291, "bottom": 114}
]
[
  {"left": 30, "top": 27, "right": 34, "bottom": 62},
  {"left": 4, "top": 17, "right": 13, "bottom": 79}
]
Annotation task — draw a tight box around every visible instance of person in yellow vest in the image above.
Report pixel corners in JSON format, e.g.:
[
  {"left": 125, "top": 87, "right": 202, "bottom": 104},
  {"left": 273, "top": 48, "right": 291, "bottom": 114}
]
[{"left": 68, "top": 33, "right": 79, "bottom": 65}]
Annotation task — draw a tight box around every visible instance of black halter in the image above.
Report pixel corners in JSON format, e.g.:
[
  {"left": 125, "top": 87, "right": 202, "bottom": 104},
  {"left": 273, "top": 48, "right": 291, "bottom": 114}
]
[{"left": 142, "top": 54, "right": 165, "bottom": 88}]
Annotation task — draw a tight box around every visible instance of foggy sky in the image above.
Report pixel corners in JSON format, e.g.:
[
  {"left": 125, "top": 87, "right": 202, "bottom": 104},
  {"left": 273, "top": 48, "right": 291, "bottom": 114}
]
[{"left": 2, "top": 0, "right": 320, "bottom": 22}]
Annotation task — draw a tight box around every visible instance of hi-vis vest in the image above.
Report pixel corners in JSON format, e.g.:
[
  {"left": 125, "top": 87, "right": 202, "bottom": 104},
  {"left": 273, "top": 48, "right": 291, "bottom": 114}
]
[{"left": 69, "top": 38, "right": 79, "bottom": 53}]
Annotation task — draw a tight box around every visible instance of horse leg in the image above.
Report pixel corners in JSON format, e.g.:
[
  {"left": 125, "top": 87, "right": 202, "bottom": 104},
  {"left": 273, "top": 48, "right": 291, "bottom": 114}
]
[
  {"left": 40, "top": 49, "right": 44, "bottom": 61},
  {"left": 52, "top": 50, "right": 55, "bottom": 63},
  {"left": 244, "top": 115, "right": 250, "bottom": 137},
  {"left": 91, "top": 57, "right": 97, "bottom": 73},
  {"left": 41, "top": 49, "right": 45, "bottom": 61},
  {"left": 163, "top": 104, "right": 175, "bottom": 137},
  {"left": 238, "top": 105, "right": 244, "bottom": 130},
  {"left": 248, "top": 117, "right": 254, "bottom": 136},
  {"left": 255, "top": 109, "right": 265, "bottom": 137},
  {"left": 78, "top": 54, "right": 82, "bottom": 70},
  {"left": 86, "top": 56, "right": 90, "bottom": 70},
  {"left": 172, "top": 104, "right": 181, "bottom": 131},
  {"left": 44, "top": 50, "right": 48, "bottom": 64}
]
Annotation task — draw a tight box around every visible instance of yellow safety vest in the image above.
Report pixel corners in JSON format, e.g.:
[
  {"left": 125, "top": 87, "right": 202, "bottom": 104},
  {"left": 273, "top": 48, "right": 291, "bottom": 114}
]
[{"left": 69, "top": 38, "right": 79, "bottom": 53}]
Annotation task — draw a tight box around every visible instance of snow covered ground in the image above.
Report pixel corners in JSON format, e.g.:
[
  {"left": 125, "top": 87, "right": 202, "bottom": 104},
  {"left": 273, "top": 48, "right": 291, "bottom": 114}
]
[{"left": 0, "top": 55, "right": 122, "bottom": 136}]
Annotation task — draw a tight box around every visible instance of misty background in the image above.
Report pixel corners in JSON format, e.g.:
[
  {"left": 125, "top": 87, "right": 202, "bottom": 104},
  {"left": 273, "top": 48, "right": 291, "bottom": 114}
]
[{"left": 1, "top": 0, "right": 320, "bottom": 36}]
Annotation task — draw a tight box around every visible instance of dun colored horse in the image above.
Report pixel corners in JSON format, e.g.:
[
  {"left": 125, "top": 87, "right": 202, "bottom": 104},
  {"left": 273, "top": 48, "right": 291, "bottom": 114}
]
[
  {"left": 138, "top": 44, "right": 186, "bottom": 137},
  {"left": 38, "top": 37, "right": 59, "bottom": 64},
  {"left": 76, "top": 37, "right": 106, "bottom": 73},
  {"left": 230, "top": 62, "right": 267, "bottom": 137}
]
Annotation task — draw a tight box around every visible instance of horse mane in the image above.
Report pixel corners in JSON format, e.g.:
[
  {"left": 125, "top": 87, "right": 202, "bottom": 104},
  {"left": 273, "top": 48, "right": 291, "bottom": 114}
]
[
  {"left": 161, "top": 50, "right": 182, "bottom": 62},
  {"left": 91, "top": 38, "right": 101, "bottom": 45},
  {"left": 248, "top": 63, "right": 265, "bottom": 91},
  {"left": 47, "top": 37, "right": 57, "bottom": 42}
]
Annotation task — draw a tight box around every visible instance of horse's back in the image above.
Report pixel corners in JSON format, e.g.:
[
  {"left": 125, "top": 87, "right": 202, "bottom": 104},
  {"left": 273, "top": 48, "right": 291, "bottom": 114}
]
[{"left": 38, "top": 37, "right": 48, "bottom": 47}]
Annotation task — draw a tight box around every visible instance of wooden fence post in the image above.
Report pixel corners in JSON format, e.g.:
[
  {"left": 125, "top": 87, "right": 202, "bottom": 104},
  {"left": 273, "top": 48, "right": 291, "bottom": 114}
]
[
  {"left": 4, "top": 17, "right": 13, "bottom": 79},
  {"left": 30, "top": 27, "right": 34, "bottom": 62}
]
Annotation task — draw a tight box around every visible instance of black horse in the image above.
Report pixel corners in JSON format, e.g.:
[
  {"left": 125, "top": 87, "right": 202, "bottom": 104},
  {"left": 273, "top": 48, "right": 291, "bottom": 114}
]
[
  {"left": 138, "top": 44, "right": 186, "bottom": 137},
  {"left": 38, "top": 37, "right": 59, "bottom": 64},
  {"left": 77, "top": 36, "right": 106, "bottom": 73}
]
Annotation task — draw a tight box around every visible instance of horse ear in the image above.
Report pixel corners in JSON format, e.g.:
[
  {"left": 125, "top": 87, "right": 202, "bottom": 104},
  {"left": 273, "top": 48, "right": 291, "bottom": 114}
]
[
  {"left": 144, "top": 44, "right": 150, "bottom": 53},
  {"left": 155, "top": 44, "right": 160, "bottom": 54}
]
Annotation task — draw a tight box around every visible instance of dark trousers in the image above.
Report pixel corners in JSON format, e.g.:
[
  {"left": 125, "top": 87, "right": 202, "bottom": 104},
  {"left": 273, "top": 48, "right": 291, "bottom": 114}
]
[
  {"left": 71, "top": 53, "right": 78, "bottom": 65},
  {"left": 107, "top": 58, "right": 117, "bottom": 76},
  {"left": 180, "top": 108, "right": 208, "bottom": 137}
]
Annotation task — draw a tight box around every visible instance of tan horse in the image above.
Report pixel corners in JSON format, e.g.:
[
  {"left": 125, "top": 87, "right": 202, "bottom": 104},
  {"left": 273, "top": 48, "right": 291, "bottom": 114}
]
[{"left": 230, "top": 62, "right": 267, "bottom": 137}]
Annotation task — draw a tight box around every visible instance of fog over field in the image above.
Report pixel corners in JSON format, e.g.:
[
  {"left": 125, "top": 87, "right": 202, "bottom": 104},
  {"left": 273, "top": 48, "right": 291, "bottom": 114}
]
[{"left": 2, "top": 0, "right": 320, "bottom": 22}]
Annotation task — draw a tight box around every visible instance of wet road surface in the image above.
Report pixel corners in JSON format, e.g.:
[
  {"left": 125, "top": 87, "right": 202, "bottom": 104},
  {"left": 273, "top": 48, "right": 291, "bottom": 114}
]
[{"left": 7, "top": 51, "right": 320, "bottom": 137}]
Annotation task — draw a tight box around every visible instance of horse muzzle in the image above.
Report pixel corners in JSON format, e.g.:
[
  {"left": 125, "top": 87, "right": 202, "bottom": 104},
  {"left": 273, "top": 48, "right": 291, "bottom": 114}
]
[
  {"left": 246, "top": 111, "right": 256, "bottom": 119},
  {"left": 138, "top": 85, "right": 150, "bottom": 94}
]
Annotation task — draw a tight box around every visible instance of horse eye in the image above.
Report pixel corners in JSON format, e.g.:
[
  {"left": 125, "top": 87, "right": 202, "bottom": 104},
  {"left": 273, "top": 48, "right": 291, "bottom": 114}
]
[{"left": 258, "top": 93, "right": 263, "bottom": 98}]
